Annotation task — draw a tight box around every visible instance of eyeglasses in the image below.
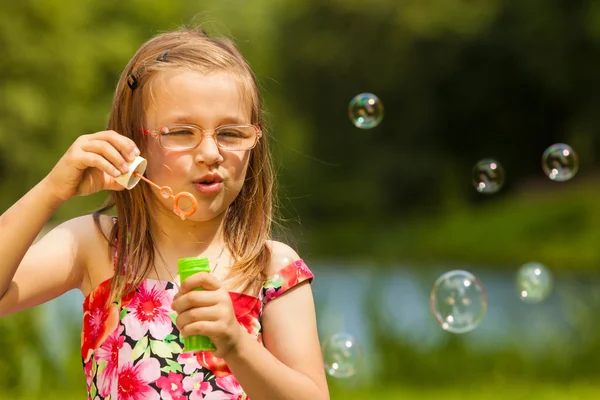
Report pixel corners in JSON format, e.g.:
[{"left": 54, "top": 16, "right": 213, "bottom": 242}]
[{"left": 141, "top": 124, "right": 262, "bottom": 151}]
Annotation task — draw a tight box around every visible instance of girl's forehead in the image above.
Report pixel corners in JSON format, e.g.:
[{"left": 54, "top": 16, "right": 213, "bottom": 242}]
[{"left": 145, "top": 68, "right": 252, "bottom": 127}]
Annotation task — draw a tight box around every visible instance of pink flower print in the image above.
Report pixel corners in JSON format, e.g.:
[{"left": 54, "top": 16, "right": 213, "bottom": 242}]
[
  {"left": 122, "top": 280, "right": 174, "bottom": 341},
  {"left": 215, "top": 375, "right": 247, "bottom": 399},
  {"left": 295, "top": 259, "right": 312, "bottom": 277},
  {"left": 156, "top": 372, "right": 186, "bottom": 400},
  {"left": 182, "top": 373, "right": 212, "bottom": 400},
  {"left": 81, "top": 280, "right": 119, "bottom": 362},
  {"left": 262, "top": 260, "right": 314, "bottom": 303},
  {"left": 203, "top": 390, "right": 235, "bottom": 400},
  {"left": 96, "top": 325, "right": 125, "bottom": 397},
  {"left": 177, "top": 352, "right": 201, "bottom": 375},
  {"left": 263, "top": 286, "right": 280, "bottom": 304},
  {"left": 116, "top": 343, "right": 161, "bottom": 400}
]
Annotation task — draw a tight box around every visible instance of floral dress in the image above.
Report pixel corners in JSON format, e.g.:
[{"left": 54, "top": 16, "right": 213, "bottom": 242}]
[{"left": 81, "top": 250, "right": 314, "bottom": 400}]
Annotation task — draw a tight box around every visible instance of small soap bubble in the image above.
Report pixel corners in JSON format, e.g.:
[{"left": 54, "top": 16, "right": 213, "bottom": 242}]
[
  {"left": 542, "top": 143, "right": 579, "bottom": 182},
  {"left": 322, "top": 332, "right": 362, "bottom": 378},
  {"left": 160, "top": 189, "right": 171, "bottom": 199},
  {"left": 348, "top": 93, "right": 384, "bottom": 129},
  {"left": 472, "top": 159, "right": 505, "bottom": 194},
  {"left": 430, "top": 270, "right": 487, "bottom": 334},
  {"left": 516, "top": 262, "right": 553, "bottom": 303}
]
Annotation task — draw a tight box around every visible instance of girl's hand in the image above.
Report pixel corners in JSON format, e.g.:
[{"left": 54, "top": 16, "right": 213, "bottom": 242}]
[
  {"left": 172, "top": 273, "right": 244, "bottom": 359},
  {"left": 44, "top": 130, "right": 140, "bottom": 202}
]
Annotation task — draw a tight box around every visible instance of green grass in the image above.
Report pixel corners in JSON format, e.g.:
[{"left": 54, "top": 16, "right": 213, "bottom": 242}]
[
  {"left": 306, "top": 177, "right": 600, "bottom": 273},
  {"left": 330, "top": 382, "right": 600, "bottom": 400},
  {"left": 374, "top": 179, "right": 600, "bottom": 273},
  {"left": 7, "top": 382, "right": 599, "bottom": 400},
  {"left": 7, "top": 382, "right": 600, "bottom": 400}
]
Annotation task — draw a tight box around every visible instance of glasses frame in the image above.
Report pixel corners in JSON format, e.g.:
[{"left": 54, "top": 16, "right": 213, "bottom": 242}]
[{"left": 140, "top": 124, "right": 262, "bottom": 151}]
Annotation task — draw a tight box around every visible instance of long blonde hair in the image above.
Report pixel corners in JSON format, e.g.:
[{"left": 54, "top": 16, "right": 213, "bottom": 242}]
[{"left": 93, "top": 26, "right": 274, "bottom": 302}]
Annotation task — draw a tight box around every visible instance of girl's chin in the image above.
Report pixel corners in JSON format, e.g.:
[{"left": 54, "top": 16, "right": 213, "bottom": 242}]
[{"left": 170, "top": 209, "right": 228, "bottom": 223}]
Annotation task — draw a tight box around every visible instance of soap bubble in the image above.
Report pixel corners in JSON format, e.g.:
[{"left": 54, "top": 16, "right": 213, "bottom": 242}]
[
  {"left": 542, "top": 143, "right": 578, "bottom": 182},
  {"left": 472, "top": 159, "right": 505, "bottom": 194},
  {"left": 516, "top": 262, "right": 553, "bottom": 303},
  {"left": 322, "top": 332, "right": 362, "bottom": 378},
  {"left": 348, "top": 93, "right": 384, "bottom": 129},
  {"left": 430, "top": 270, "right": 487, "bottom": 334}
]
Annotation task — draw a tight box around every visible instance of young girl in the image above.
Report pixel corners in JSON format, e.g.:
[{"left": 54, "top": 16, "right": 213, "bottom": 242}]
[{"left": 0, "top": 27, "right": 329, "bottom": 400}]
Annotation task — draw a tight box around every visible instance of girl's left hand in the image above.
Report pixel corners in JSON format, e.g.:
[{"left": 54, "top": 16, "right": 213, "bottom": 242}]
[{"left": 172, "top": 272, "right": 244, "bottom": 358}]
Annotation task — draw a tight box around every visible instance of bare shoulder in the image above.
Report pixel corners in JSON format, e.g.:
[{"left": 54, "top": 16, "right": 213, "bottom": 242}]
[
  {"left": 49, "top": 213, "right": 115, "bottom": 295},
  {"left": 54, "top": 213, "right": 111, "bottom": 234},
  {"left": 52, "top": 213, "right": 113, "bottom": 252},
  {"left": 265, "top": 240, "right": 301, "bottom": 276},
  {"left": 75, "top": 213, "right": 116, "bottom": 295}
]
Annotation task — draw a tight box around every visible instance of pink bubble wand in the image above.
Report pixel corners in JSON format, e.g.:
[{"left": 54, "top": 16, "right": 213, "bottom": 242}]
[
  {"left": 115, "top": 156, "right": 197, "bottom": 220},
  {"left": 132, "top": 171, "right": 198, "bottom": 220}
]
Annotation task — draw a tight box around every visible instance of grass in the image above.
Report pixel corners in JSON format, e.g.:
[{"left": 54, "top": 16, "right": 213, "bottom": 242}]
[
  {"left": 304, "top": 175, "right": 600, "bottom": 274},
  {"left": 6, "top": 382, "right": 600, "bottom": 400},
  {"left": 329, "top": 382, "right": 600, "bottom": 400},
  {"left": 368, "top": 177, "right": 600, "bottom": 273}
]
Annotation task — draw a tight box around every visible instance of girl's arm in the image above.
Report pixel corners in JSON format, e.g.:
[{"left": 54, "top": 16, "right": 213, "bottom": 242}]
[
  {"left": 0, "top": 211, "right": 102, "bottom": 317},
  {"left": 0, "top": 130, "right": 138, "bottom": 316},
  {"left": 224, "top": 281, "right": 330, "bottom": 400},
  {"left": 0, "top": 178, "right": 66, "bottom": 301},
  {"left": 223, "top": 243, "right": 329, "bottom": 400}
]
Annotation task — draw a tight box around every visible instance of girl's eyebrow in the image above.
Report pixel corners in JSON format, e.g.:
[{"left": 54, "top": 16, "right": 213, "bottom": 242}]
[
  {"left": 218, "top": 116, "right": 248, "bottom": 125},
  {"left": 163, "top": 115, "right": 248, "bottom": 127}
]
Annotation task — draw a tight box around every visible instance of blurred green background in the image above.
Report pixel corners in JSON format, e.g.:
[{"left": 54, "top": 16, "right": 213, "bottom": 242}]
[{"left": 2, "top": 0, "right": 600, "bottom": 398}]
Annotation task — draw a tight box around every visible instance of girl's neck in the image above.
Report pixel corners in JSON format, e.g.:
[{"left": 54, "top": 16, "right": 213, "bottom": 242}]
[{"left": 150, "top": 208, "right": 226, "bottom": 257}]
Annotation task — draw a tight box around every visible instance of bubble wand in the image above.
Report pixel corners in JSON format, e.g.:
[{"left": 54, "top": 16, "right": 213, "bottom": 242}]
[{"left": 115, "top": 156, "right": 197, "bottom": 220}]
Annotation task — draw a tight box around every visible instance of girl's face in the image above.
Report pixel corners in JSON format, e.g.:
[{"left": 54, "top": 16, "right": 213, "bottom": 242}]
[{"left": 143, "top": 69, "right": 252, "bottom": 222}]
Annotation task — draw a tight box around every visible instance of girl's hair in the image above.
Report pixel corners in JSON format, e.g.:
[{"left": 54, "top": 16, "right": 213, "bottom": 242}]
[{"left": 93, "top": 26, "right": 274, "bottom": 302}]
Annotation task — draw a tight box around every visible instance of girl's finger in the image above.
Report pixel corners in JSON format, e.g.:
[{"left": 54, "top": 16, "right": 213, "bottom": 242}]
[{"left": 81, "top": 139, "right": 130, "bottom": 174}]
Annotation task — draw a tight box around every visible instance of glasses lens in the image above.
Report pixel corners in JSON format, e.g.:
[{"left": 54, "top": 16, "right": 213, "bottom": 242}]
[
  {"left": 160, "top": 126, "right": 198, "bottom": 150},
  {"left": 216, "top": 126, "right": 257, "bottom": 150}
]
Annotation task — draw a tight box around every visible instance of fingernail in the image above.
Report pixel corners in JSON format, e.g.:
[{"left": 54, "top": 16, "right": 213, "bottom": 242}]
[
  {"left": 134, "top": 147, "right": 140, "bottom": 156},
  {"left": 121, "top": 163, "right": 129, "bottom": 172},
  {"left": 128, "top": 151, "right": 137, "bottom": 160},
  {"left": 113, "top": 168, "right": 122, "bottom": 177}
]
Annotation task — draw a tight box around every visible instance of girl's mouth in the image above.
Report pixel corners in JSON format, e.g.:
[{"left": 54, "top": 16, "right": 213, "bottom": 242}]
[{"left": 193, "top": 181, "right": 222, "bottom": 194}]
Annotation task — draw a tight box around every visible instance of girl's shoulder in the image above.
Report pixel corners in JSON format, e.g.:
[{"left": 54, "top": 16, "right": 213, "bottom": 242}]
[
  {"left": 265, "top": 240, "right": 302, "bottom": 277},
  {"left": 53, "top": 213, "right": 114, "bottom": 253},
  {"left": 72, "top": 213, "right": 117, "bottom": 296},
  {"left": 261, "top": 240, "right": 314, "bottom": 305}
]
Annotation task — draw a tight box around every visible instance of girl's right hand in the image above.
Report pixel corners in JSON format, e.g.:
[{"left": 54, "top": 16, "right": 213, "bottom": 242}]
[{"left": 44, "top": 130, "right": 140, "bottom": 202}]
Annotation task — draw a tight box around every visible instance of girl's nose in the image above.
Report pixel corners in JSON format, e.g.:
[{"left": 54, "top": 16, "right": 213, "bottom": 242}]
[{"left": 193, "top": 135, "right": 223, "bottom": 166}]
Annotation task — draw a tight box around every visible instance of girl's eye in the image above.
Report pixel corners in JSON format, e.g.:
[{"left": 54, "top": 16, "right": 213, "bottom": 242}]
[
  {"left": 162, "top": 129, "right": 194, "bottom": 136},
  {"left": 217, "top": 129, "right": 244, "bottom": 138}
]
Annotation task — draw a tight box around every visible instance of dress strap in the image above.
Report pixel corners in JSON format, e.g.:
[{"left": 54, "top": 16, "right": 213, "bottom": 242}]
[{"left": 260, "top": 259, "right": 314, "bottom": 305}]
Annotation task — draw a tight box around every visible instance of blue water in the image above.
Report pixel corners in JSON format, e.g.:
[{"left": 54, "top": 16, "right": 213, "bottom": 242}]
[{"left": 40, "top": 262, "right": 589, "bottom": 381}]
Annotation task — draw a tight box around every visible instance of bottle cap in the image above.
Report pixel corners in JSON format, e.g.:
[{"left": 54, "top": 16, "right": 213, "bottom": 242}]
[
  {"left": 178, "top": 257, "right": 210, "bottom": 280},
  {"left": 115, "top": 156, "right": 147, "bottom": 190}
]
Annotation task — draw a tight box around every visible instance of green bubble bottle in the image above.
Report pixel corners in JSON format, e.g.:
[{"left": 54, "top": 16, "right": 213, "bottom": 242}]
[{"left": 177, "top": 257, "right": 217, "bottom": 352}]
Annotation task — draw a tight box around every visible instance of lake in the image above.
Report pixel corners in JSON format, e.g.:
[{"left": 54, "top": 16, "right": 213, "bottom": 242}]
[{"left": 41, "top": 262, "right": 595, "bottom": 383}]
